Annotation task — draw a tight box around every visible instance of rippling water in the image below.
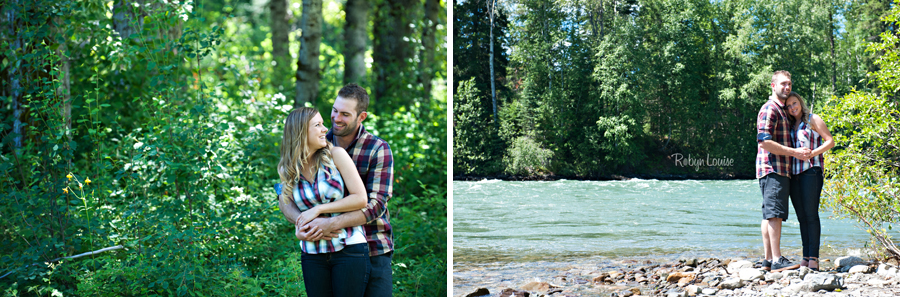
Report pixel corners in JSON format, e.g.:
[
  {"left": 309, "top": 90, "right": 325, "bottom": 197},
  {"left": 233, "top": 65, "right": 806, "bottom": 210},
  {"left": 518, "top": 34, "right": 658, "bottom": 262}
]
[{"left": 453, "top": 179, "right": 871, "bottom": 263}]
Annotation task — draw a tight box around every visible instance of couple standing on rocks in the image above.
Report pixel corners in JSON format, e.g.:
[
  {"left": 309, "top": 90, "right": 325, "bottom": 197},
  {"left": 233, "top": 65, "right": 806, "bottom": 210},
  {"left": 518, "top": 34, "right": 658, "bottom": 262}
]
[{"left": 756, "top": 70, "right": 835, "bottom": 272}]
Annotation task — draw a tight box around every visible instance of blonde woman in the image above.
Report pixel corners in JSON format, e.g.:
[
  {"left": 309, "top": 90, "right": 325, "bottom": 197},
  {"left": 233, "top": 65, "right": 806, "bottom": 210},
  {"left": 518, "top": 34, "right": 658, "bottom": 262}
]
[
  {"left": 276, "top": 107, "right": 370, "bottom": 296},
  {"left": 784, "top": 92, "right": 835, "bottom": 271}
]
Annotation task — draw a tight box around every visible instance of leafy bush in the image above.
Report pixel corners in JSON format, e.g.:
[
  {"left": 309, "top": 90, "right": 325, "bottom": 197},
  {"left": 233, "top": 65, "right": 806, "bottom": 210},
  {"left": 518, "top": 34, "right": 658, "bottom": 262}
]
[
  {"left": 819, "top": 1, "right": 900, "bottom": 260},
  {"left": 504, "top": 136, "right": 553, "bottom": 176}
]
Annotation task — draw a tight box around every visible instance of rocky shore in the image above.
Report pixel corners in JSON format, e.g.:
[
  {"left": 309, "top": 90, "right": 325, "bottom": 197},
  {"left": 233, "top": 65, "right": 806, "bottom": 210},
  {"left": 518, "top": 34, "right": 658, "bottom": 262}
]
[
  {"left": 456, "top": 256, "right": 900, "bottom": 297},
  {"left": 453, "top": 172, "right": 756, "bottom": 182}
]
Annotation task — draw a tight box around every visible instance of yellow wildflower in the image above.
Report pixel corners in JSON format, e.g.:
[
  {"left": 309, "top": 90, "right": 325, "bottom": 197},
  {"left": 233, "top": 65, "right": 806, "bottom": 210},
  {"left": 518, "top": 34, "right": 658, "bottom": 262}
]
[
  {"left": 66, "top": 173, "right": 73, "bottom": 180},
  {"left": 85, "top": 178, "right": 91, "bottom": 185},
  {"left": 63, "top": 188, "right": 68, "bottom": 194}
]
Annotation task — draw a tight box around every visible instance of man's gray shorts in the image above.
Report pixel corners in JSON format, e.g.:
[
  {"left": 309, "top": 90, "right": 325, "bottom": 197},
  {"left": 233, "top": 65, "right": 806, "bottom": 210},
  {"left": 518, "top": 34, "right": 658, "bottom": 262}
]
[{"left": 759, "top": 173, "right": 790, "bottom": 221}]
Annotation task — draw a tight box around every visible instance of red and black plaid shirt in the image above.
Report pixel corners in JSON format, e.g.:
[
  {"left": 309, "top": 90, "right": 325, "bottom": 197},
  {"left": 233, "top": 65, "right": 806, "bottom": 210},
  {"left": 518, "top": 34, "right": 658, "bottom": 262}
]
[
  {"left": 328, "top": 125, "right": 394, "bottom": 256},
  {"left": 756, "top": 97, "right": 793, "bottom": 179}
]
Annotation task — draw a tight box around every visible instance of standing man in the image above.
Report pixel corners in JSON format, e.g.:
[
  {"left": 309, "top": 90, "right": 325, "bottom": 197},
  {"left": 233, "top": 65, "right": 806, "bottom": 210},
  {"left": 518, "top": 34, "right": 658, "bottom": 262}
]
[
  {"left": 756, "top": 70, "right": 809, "bottom": 272},
  {"left": 295, "top": 83, "right": 395, "bottom": 296}
]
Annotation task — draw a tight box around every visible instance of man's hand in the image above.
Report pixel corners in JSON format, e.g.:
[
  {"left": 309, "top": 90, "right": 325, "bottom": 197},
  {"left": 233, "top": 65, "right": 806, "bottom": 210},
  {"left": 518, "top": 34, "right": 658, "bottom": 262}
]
[
  {"left": 305, "top": 217, "right": 342, "bottom": 241},
  {"left": 295, "top": 223, "right": 322, "bottom": 241},
  {"left": 793, "top": 147, "right": 811, "bottom": 160},
  {"left": 295, "top": 217, "right": 342, "bottom": 241}
]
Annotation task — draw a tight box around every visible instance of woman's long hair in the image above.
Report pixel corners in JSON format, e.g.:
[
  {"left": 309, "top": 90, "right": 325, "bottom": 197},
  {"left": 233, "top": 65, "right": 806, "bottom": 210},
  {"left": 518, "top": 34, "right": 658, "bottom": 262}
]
[
  {"left": 278, "top": 107, "right": 335, "bottom": 202},
  {"left": 788, "top": 92, "right": 816, "bottom": 133}
]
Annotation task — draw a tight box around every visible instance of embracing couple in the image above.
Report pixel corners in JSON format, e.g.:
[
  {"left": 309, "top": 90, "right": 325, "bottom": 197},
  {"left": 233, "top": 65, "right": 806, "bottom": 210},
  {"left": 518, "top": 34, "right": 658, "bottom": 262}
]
[
  {"left": 275, "top": 84, "right": 394, "bottom": 296},
  {"left": 756, "top": 70, "right": 835, "bottom": 272}
]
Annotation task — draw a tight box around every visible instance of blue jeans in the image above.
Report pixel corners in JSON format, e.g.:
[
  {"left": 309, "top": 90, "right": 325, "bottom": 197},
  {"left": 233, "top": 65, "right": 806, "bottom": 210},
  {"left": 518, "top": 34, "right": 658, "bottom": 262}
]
[
  {"left": 301, "top": 243, "right": 370, "bottom": 297},
  {"left": 364, "top": 252, "right": 393, "bottom": 297},
  {"left": 790, "top": 167, "right": 824, "bottom": 258}
]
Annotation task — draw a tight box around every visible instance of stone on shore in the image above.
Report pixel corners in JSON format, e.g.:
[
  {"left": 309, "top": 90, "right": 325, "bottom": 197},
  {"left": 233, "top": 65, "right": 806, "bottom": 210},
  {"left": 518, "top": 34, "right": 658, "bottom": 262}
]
[
  {"left": 718, "top": 277, "right": 744, "bottom": 289},
  {"left": 465, "top": 288, "right": 490, "bottom": 297},
  {"left": 739, "top": 268, "right": 765, "bottom": 281},
  {"left": 877, "top": 263, "right": 899, "bottom": 277},
  {"left": 665, "top": 272, "right": 695, "bottom": 284},
  {"left": 665, "top": 289, "right": 687, "bottom": 297},
  {"left": 798, "top": 266, "right": 812, "bottom": 279},
  {"left": 835, "top": 256, "right": 866, "bottom": 268},
  {"left": 764, "top": 271, "right": 784, "bottom": 281},
  {"left": 801, "top": 273, "right": 843, "bottom": 292},
  {"left": 727, "top": 260, "right": 753, "bottom": 271},
  {"left": 682, "top": 258, "right": 698, "bottom": 267},
  {"left": 683, "top": 285, "right": 701, "bottom": 296},
  {"left": 618, "top": 287, "right": 641, "bottom": 297},
  {"left": 520, "top": 281, "right": 552, "bottom": 293},
  {"left": 499, "top": 288, "right": 529, "bottom": 297},
  {"left": 849, "top": 264, "right": 872, "bottom": 274}
]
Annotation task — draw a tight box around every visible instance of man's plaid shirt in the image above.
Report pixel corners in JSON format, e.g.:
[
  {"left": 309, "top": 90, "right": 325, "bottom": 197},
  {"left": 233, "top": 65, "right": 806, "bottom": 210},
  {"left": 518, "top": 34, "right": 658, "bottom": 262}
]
[
  {"left": 756, "top": 97, "right": 793, "bottom": 179},
  {"left": 328, "top": 125, "right": 394, "bottom": 256}
]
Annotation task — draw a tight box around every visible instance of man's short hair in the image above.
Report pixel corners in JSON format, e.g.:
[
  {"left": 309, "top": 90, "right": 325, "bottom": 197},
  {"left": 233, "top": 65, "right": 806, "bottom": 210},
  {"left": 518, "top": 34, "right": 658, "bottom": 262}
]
[
  {"left": 338, "top": 83, "right": 369, "bottom": 115},
  {"left": 772, "top": 70, "right": 791, "bottom": 83}
]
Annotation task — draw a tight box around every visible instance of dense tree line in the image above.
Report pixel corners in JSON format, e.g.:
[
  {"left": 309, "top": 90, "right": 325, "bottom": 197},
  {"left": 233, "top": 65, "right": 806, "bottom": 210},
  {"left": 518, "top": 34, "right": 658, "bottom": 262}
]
[
  {"left": 454, "top": 0, "right": 891, "bottom": 178},
  {"left": 1, "top": 0, "right": 446, "bottom": 295}
]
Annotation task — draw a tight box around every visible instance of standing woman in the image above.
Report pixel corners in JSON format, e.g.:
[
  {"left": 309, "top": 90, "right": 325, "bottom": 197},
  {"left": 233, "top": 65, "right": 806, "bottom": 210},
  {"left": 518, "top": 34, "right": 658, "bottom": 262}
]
[
  {"left": 277, "top": 107, "right": 370, "bottom": 296},
  {"left": 784, "top": 92, "right": 835, "bottom": 271}
]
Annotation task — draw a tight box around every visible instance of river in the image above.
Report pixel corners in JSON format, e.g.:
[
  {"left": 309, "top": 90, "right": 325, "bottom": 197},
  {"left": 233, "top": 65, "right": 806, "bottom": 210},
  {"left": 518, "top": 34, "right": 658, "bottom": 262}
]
[{"left": 453, "top": 179, "right": 871, "bottom": 263}]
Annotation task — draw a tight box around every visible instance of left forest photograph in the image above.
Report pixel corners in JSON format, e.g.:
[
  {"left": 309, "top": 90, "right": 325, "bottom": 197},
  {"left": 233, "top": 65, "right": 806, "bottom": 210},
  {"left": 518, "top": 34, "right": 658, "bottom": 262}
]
[{"left": 0, "top": 0, "right": 447, "bottom": 296}]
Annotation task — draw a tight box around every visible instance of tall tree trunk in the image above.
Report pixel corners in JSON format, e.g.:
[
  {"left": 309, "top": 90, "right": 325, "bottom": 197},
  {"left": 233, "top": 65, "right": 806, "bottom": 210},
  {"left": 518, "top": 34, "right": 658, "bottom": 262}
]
[
  {"left": 113, "top": 0, "right": 143, "bottom": 42},
  {"left": 5, "top": 0, "right": 24, "bottom": 148},
  {"left": 829, "top": 4, "right": 836, "bottom": 93},
  {"left": 270, "top": 0, "right": 291, "bottom": 92},
  {"left": 344, "top": 0, "right": 368, "bottom": 85},
  {"left": 373, "top": 0, "right": 416, "bottom": 109},
  {"left": 418, "top": 0, "right": 440, "bottom": 99},
  {"left": 296, "top": 0, "right": 323, "bottom": 108},
  {"left": 489, "top": 0, "right": 498, "bottom": 123},
  {"left": 53, "top": 17, "right": 71, "bottom": 140}
]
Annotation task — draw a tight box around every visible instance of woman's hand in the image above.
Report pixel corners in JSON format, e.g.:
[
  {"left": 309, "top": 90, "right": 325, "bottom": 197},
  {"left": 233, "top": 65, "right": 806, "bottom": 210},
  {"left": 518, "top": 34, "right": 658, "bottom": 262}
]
[{"left": 296, "top": 206, "right": 322, "bottom": 228}]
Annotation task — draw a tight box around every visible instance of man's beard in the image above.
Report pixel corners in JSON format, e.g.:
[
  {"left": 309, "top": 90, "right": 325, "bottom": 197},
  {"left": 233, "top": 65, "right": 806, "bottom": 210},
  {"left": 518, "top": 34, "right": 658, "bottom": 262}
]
[
  {"left": 775, "top": 90, "right": 790, "bottom": 100},
  {"left": 332, "top": 119, "right": 359, "bottom": 137}
]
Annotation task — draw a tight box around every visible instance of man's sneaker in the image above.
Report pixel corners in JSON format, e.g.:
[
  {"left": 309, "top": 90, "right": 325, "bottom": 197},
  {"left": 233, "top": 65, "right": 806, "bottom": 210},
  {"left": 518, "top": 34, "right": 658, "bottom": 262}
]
[
  {"left": 772, "top": 256, "right": 800, "bottom": 272},
  {"left": 760, "top": 259, "right": 772, "bottom": 271}
]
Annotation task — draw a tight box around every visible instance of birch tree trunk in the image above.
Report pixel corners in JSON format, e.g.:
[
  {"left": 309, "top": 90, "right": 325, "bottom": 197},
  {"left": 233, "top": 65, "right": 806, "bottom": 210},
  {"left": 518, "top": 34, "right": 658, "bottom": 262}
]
[
  {"left": 296, "top": 0, "right": 323, "bottom": 108},
  {"left": 488, "top": 0, "right": 497, "bottom": 123},
  {"left": 54, "top": 17, "right": 71, "bottom": 140},
  {"left": 343, "top": 0, "right": 368, "bottom": 85},
  {"left": 418, "top": 0, "right": 440, "bottom": 99}
]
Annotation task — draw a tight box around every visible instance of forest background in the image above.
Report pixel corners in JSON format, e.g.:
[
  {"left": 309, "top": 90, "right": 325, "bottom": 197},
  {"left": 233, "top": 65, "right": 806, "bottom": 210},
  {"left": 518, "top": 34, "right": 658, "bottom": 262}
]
[
  {"left": 454, "top": 0, "right": 890, "bottom": 178},
  {"left": 1, "top": 0, "right": 447, "bottom": 296},
  {"left": 454, "top": 0, "right": 900, "bottom": 261}
]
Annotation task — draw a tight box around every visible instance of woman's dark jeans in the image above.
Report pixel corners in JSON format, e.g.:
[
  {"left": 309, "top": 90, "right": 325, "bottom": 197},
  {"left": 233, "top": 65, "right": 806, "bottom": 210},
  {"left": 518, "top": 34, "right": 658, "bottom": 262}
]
[
  {"left": 300, "top": 243, "right": 370, "bottom": 297},
  {"left": 790, "top": 167, "right": 824, "bottom": 258}
]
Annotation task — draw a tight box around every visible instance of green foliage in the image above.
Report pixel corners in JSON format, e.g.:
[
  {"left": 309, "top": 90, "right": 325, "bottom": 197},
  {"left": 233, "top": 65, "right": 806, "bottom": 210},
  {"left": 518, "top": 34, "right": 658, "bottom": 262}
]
[
  {"left": 819, "top": 1, "right": 900, "bottom": 260},
  {"left": 455, "top": 0, "right": 876, "bottom": 178},
  {"left": 453, "top": 78, "right": 502, "bottom": 175},
  {"left": 588, "top": 115, "right": 644, "bottom": 166},
  {"left": 390, "top": 183, "right": 446, "bottom": 296},
  {"left": 504, "top": 136, "right": 553, "bottom": 176}
]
